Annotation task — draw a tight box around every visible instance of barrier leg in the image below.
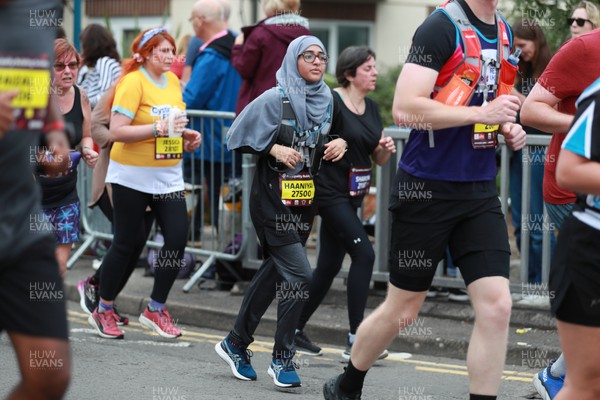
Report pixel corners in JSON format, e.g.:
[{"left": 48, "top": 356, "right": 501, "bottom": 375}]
[
  {"left": 183, "top": 254, "right": 217, "bottom": 293},
  {"left": 67, "top": 234, "right": 96, "bottom": 269}
]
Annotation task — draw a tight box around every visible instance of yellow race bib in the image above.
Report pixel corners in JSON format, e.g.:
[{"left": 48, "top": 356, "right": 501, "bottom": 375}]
[
  {"left": 279, "top": 172, "right": 314, "bottom": 206},
  {"left": 155, "top": 137, "right": 183, "bottom": 160}
]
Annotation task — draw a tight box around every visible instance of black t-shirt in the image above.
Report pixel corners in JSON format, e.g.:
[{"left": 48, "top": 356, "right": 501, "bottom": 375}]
[
  {"left": 406, "top": 0, "right": 497, "bottom": 71},
  {"left": 0, "top": 0, "right": 62, "bottom": 264},
  {"left": 315, "top": 91, "right": 382, "bottom": 208},
  {"left": 397, "top": 0, "right": 499, "bottom": 200}
]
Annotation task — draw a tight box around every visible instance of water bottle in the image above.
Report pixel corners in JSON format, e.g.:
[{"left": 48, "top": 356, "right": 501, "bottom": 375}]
[
  {"left": 168, "top": 106, "right": 186, "bottom": 137},
  {"left": 508, "top": 48, "right": 521, "bottom": 66}
]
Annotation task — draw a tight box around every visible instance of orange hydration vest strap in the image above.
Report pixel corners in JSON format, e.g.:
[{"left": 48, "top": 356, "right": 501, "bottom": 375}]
[{"left": 432, "top": 0, "right": 515, "bottom": 107}]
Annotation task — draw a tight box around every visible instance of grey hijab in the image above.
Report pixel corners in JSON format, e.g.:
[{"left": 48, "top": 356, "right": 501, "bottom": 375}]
[
  {"left": 227, "top": 35, "right": 332, "bottom": 153},
  {"left": 276, "top": 35, "right": 331, "bottom": 130}
]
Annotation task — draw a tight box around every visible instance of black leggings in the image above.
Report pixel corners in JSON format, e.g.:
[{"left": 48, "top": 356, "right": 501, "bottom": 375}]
[
  {"left": 298, "top": 201, "right": 375, "bottom": 334},
  {"left": 230, "top": 241, "right": 312, "bottom": 357},
  {"left": 92, "top": 188, "right": 154, "bottom": 297},
  {"left": 99, "top": 184, "right": 188, "bottom": 304}
]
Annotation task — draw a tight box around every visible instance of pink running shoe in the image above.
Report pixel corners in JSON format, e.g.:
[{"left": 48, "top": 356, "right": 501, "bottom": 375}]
[
  {"left": 88, "top": 308, "right": 124, "bottom": 339},
  {"left": 139, "top": 307, "right": 182, "bottom": 338}
]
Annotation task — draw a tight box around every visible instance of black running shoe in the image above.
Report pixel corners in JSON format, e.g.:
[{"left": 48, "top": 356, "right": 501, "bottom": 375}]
[
  {"left": 295, "top": 331, "right": 323, "bottom": 356},
  {"left": 342, "top": 339, "right": 388, "bottom": 361},
  {"left": 112, "top": 304, "right": 129, "bottom": 326},
  {"left": 77, "top": 277, "right": 98, "bottom": 315},
  {"left": 448, "top": 288, "right": 469, "bottom": 302},
  {"left": 323, "top": 374, "right": 361, "bottom": 400}
]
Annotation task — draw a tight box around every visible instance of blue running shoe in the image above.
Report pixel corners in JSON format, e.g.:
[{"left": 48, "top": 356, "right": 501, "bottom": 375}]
[
  {"left": 267, "top": 357, "right": 301, "bottom": 388},
  {"left": 533, "top": 361, "right": 564, "bottom": 400},
  {"left": 215, "top": 338, "right": 257, "bottom": 381}
]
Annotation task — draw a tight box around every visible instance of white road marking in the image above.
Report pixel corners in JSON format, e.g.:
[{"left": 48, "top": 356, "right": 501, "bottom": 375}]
[{"left": 69, "top": 329, "right": 192, "bottom": 347}]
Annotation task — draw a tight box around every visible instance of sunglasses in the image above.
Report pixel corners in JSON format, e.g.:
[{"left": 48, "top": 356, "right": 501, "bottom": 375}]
[
  {"left": 567, "top": 17, "right": 592, "bottom": 27},
  {"left": 300, "top": 51, "right": 329, "bottom": 64},
  {"left": 54, "top": 61, "right": 79, "bottom": 71}
]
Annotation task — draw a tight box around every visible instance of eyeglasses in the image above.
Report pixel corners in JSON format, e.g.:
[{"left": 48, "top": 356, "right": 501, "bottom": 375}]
[
  {"left": 54, "top": 62, "right": 79, "bottom": 71},
  {"left": 567, "top": 17, "right": 592, "bottom": 27},
  {"left": 300, "top": 51, "right": 329, "bottom": 64}
]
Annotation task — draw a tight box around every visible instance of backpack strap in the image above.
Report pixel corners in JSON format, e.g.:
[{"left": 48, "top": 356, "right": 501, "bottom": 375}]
[{"left": 433, "top": 0, "right": 482, "bottom": 95}]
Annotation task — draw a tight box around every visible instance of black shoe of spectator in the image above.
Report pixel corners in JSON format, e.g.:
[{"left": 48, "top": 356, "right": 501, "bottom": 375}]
[{"left": 295, "top": 331, "right": 322, "bottom": 356}]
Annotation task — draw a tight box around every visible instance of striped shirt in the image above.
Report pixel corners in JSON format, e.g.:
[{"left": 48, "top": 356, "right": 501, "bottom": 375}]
[
  {"left": 562, "top": 77, "right": 600, "bottom": 230},
  {"left": 77, "top": 56, "right": 121, "bottom": 109}
]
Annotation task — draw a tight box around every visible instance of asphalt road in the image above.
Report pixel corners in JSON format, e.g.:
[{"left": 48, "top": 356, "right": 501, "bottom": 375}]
[{"left": 0, "top": 301, "right": 544, "bottom": 400}]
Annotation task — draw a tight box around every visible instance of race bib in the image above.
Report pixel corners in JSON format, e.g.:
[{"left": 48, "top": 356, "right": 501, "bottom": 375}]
[
  {"left": 486, "top": 65, "right": 498, "bottom": 86},
  {"left": 472, "top": 123, "right": 499, "bottom": 149},
  {"left": 155, "top": 137, "right": 183, "bottom": 159},
  {"left": 0, "top": 54, "right": 51, "bottom": 130},
  {"left": 279, "top": 172, "right": 314, "bottom": 206},
  {"left": 349, "top": 167, "right": 372, "bottom": 197}
]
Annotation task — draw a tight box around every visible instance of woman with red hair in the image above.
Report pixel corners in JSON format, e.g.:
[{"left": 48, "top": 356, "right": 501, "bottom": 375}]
[
  {"left": 37, "top": 38, "right": 98, "bottom": 278},
  {"left": 88, "top": 28, "right": 201, "bottom": 340}
]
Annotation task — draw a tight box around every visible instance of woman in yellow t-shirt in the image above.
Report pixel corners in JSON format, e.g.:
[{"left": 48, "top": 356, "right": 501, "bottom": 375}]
[{"left": 88, "top": 27, "right": 201, "bottom": 340}]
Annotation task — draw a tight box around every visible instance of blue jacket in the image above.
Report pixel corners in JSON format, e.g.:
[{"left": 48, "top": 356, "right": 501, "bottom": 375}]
[{"left": 183, "top": 32, "right": 241, "bottom": 162}]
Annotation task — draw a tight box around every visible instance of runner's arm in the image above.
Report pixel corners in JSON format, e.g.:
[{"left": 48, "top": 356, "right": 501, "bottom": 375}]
[
  {"left": 520, "top": 83, "right": 573, "bottom": 134},
  {"left": 556, "top": 149, "right": 600, "bottom": 195},
  {"left": 393, "top": 63, "right": 520, "bottom": 130}
]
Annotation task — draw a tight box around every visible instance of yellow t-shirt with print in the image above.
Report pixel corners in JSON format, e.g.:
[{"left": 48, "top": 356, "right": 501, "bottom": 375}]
[{"left": 110, "top": 67, "right": 185, "bottom": 167}]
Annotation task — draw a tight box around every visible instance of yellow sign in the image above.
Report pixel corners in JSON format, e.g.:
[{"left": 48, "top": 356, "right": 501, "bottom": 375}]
[
  {"left": 0, "top": 68, "right": 50, "bottom": 119},
  {"left": 281, "top": 179, "right": 315, "bottom": 201}
]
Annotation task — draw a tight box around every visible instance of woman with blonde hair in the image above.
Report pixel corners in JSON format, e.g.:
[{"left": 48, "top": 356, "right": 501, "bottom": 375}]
[
  {"left": 170, "top": 33, "right": 191, "bottom": 79},
  {"left": 568, "top": 0, "right": 599, "bottom": 38}
]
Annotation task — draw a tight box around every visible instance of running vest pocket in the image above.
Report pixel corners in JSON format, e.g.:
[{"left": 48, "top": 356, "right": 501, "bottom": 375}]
[
  {"left": 434, "top": 63, "right": 478, "bottom": 107},
  {"left": 497, "top": 58, "right": 518, "bottom": 97}
]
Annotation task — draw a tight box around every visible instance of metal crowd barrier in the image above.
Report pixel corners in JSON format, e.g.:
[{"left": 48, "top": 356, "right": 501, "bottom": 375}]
[
  {"left": 69, "top": 114, "right": 554, "bottom": 295},
  {"left": 68, "top": 109, "right": 253, "bottom": 293}
]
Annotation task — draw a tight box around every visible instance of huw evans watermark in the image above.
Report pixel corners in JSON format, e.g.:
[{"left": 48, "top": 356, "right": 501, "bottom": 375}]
[
  {"left": 398, "top": 250, "right": 433, "bottom": 270},
  {"left": 398, "top": 318, "right": 433, "bottom": 337},
  {"left": 29, "top": 350, "right": 64, "bottom": 369},
  {"left": 275, "top": 281, "right": 309, "bottom": 301},
  {"left": 152, "top": 386, "right": 187, "bottom": 400},
  {"left": 29, "top": 9, "right": 63, "bottom": 29},
  {"left": 398, "top": 181, "right": 432, "bottom": 201},
  {"left": 399, "top": 386, "right": 433, "bottom": 400},
  {"left": 30, "top": 281, "right": 63, "bottom": 302}
]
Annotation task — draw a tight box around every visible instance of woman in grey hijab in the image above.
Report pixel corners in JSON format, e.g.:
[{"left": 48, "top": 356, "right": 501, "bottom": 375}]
[{"left": 216, "top": 35, "right": 347, "bottom": 389}]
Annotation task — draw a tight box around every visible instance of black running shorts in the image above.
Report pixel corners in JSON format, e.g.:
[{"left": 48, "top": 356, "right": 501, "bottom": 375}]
[
  {"left": 551, "top": 215, "right": 600, "bottom": 327},
  {"left": 0, "top": 236, "right": 69, "bottom": 339},
  {"left": 388, "top": 196, "right": 511, "bottom": 292}
]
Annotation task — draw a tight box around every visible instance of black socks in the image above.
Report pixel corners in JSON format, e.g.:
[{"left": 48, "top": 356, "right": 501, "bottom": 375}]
[
  {"left": 339, "top": 360, "right": 368, "bottom": 394},
  {"left": 470, "top": 395, "right": 496, "bottom": 400}
]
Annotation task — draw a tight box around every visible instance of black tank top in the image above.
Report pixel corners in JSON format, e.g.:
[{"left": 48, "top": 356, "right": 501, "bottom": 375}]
[
  {"left": 64, "top": 85, "right": 84, "bottom": 148},
  {"left": 37, "top": 85, "right": 84, "bottom": 207}
]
